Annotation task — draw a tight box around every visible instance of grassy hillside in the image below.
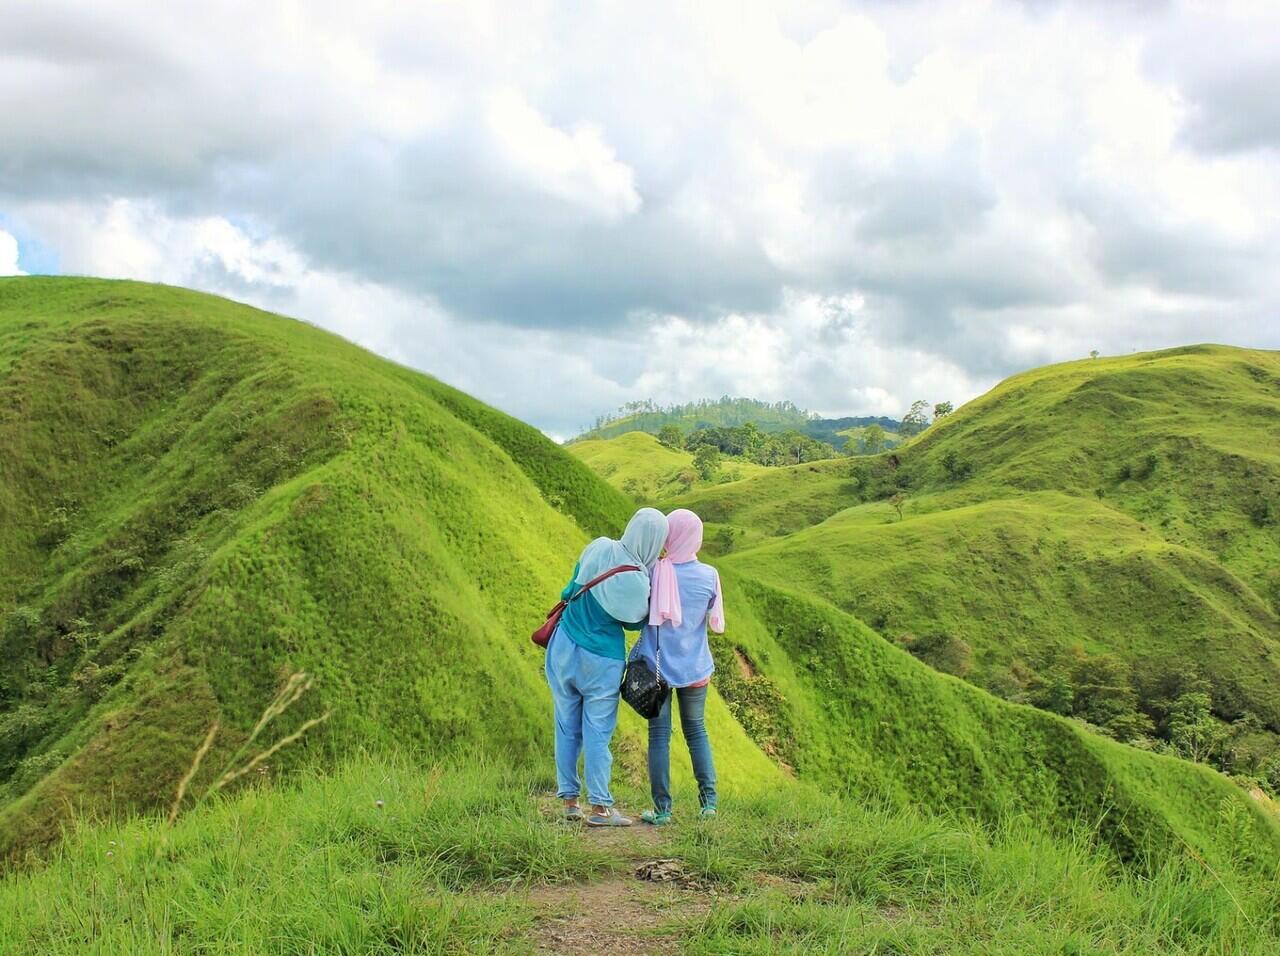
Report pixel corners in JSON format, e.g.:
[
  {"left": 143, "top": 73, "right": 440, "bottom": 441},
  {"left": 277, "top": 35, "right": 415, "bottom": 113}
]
[
  {"left": 902, "top": 346, "right": 1280, "bottom": 600},
  {"left": 567, "top": 431, "right": 768, "bottom": 500},
  {"left": 650, "top": 345, "right": 1280, "bottom": 783},
  {"left": 730, "top": 492, "right": 1280, "bottom": 731},
  {"left": 0, "top": 277, "right": 776, "bottom": 855},
  {"left": 4, "top": 279, "right": 1280, "bottom": 949}
]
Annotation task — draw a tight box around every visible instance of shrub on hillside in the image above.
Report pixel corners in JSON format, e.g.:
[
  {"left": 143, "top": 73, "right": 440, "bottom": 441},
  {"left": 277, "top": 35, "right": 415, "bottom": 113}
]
[
  {"left": 940, "top": 450, "right": 974, "bottom": 481},
  {"left": 1167, "top": 690, "right": 1229, "bottom": 764},
  {"left": 1246, "top": 496, "right": 1272, "bottom": 527},
  {"left": 708, "top": 635, "right": 796, "bottom": 768},
  {"left": 896, "top": 632, "right": 974, "bottom": 678},
  {"left": 706, "top": 525, "right": 742, "bottom": 556}
]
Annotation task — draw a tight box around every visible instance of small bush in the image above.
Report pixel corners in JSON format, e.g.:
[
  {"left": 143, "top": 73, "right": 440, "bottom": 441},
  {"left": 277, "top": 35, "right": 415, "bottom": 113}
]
[
  {"left": 1246, "top": 496, "right": 1272, "bottom": 528},
  {"left": 940, "top": 450, "right": 974, "bottom": 481},
  {"left": 897, "top": 632, "right": 974, "bottom": 678}
]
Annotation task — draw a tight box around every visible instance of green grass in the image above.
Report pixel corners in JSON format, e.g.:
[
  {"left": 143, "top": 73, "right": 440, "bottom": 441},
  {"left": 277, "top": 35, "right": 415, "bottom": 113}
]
[
  {"left": 567, "top": 430, "right": 768, "bottom": 500},
  {"left": 0, "top": 277, "right": 772, "bottom": 856},
  {"left": 729, "top": 491, "right": 1280, "bottom": 730},
  {"left": 903, "top": 345, "right": 1280, "bottom": 599},
  {"left": 710, "top": 574, "right": 1280, "bottom": 879},
  {"left": 651, "top": 346, "right": 1280, "bottom": 772},
  {"left": 5, "top": 278, "right": 1280, "bottom": 949},
  {"left": 672, "top": 783, "right": 1280, "bottom": 954},
  {"left": 3, "top": 756, "right": 1277, "bottom": 954},
  {"left": 0, "top": 757, "right": 605, "bottom": 954}
]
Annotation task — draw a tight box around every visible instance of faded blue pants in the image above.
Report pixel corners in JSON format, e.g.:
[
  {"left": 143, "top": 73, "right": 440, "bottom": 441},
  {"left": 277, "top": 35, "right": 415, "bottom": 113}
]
[
  {"left": 545, "top": 629, "right": 625, "bottom": 808},
  {"left": 648, "top": 684, "right": 718, "bottom": 812}
]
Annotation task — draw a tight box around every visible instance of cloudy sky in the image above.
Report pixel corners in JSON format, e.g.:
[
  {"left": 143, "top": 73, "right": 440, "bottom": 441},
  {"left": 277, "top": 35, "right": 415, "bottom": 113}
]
[{"left": 3, "top": 1, "right": 1279, "bottom": 437}]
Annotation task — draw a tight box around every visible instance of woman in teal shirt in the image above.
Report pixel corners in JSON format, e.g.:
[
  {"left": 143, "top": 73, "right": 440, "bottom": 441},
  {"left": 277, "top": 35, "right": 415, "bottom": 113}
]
[{"left": 545, "top": 508, "right": 667, "bottom": 827}]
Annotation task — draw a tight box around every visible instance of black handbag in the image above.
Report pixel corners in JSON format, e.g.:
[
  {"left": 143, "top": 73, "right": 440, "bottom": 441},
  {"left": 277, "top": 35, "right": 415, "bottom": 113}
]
[{"left": 621, "top": 630, "right": 670, "bottom": 719}]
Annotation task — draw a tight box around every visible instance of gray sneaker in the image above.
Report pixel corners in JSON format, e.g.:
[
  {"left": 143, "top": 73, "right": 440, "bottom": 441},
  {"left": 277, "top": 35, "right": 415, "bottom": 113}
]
[
  {"left": 563, "top": 804, "right": 585, "bottom": 822},
  {"left": 586, "top": 808, "right": 633, "bottom": 827}
]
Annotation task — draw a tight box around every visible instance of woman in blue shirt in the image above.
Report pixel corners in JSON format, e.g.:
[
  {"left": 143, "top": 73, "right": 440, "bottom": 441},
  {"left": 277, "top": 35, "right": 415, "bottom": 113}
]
[
  {"left": 546, "top": 508, "right": 668, "bottom": 827},
  {"left": 630, "top": 508, "right": 725, "bottom": 824}
]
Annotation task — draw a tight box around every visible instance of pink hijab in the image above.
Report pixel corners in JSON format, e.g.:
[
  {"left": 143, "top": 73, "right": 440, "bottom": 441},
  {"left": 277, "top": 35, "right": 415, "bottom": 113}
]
[{"left": 647, "top": 509, "right": 726, "bottom": 632}]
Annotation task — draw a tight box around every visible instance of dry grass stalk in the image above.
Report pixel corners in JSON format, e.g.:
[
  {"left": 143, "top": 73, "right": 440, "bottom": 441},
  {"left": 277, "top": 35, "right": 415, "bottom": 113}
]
[
  {"left": 423, "top": 765, "right": 444, "bottom": 804},
  {"left": 212, "top": 711, "right": 332, "bottom": 792},
  {"left": 167, "top": 721, "right": 220, "bottom": 826},
  {"left": 164, "top": 671, "right": 329, "bottom": 831},
  {"left": 246, "top": 672, "right": 313, "bottom": 746}
]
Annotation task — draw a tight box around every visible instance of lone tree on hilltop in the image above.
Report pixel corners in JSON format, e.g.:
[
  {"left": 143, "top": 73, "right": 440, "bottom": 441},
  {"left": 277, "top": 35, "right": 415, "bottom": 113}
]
[
  {"left": 932, "top": 401, "right": 954, "bottom": 419},
  {"left": 862, "top": 423, "right": 886, "bottom": 455},
  {"left": 693, "top": 444, "right": 721, "bottom": 481},
  {"left": 657, "top": 424, "right": 682, "bottom": 448},
  {"left": 899, "top": 400, "right": 931, "bottom": 437}
]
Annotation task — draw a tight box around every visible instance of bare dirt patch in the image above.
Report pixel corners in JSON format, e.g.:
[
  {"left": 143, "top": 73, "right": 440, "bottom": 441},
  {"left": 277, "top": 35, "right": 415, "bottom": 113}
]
[
  {"left": 527, "top": 875, "right": 714, "bottom": 955},
  {"left": 528, "top": 797, "right": 717, "bottom": 953}
]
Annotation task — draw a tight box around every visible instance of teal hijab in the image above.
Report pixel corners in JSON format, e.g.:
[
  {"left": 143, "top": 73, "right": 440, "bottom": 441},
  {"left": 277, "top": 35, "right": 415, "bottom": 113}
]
[{"left": 574, "top": 508, "right": 668, "bottom": 623}]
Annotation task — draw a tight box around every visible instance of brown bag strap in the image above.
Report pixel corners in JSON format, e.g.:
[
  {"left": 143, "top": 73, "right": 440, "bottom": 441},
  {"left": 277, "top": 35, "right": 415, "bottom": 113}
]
[{"left": 567, "top": 564, "right": 642, "bottom": 603}]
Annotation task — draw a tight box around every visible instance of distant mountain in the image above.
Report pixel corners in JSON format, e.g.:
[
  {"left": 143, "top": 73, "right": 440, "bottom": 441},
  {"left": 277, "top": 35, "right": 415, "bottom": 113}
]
[
  {"left": 800, "top": 415, "right": 901, "bottom": 450},
  {"left": 573, "top": 396, "right": 901, "bottom": 452}
]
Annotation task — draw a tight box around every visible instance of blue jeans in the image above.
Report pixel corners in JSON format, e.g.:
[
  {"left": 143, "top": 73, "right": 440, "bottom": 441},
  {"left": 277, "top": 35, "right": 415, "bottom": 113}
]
[
  {"left": 545, "top": 629, "right": 625, "bottom": 808},
  {"left": 648, "top": 684, "right": 717, "bottom": 812}
]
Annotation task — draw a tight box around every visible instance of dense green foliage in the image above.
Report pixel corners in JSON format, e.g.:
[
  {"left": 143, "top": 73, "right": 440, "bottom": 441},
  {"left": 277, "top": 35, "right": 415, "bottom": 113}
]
[
  {"left": 579, "top": 397, "right": 820, "bottom": 438},
  {"left": 684, "top": 422, "right": 838, "bottom": 465}
]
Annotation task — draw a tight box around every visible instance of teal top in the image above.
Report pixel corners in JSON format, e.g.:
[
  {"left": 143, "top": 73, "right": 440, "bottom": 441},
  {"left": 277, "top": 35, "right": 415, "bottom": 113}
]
[{"left": 558, "top": 561, "right": 647, "bottom": 661}]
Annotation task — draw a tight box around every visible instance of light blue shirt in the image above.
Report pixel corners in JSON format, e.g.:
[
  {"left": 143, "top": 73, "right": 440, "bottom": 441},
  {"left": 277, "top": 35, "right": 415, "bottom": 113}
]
[{"left": 629, "top": 559, "right": 717, "bottom": 687}]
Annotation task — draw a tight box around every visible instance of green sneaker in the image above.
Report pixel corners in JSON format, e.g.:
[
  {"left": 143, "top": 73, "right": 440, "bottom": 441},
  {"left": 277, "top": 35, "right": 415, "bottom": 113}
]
[
  {"left": 641, "top": 809, "right": 673, "bottom": 826},
  {"left": 699, "top": 806, "right": 718, "bottom": 819}
]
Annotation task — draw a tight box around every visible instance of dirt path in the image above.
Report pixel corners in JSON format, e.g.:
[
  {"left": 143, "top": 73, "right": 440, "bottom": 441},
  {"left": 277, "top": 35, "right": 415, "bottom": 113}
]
[{"left": 523, "top": 802, "right": 718, "bottom": 955}]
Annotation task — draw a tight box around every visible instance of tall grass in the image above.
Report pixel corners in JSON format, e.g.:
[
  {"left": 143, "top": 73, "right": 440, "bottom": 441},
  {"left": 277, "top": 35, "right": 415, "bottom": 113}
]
[
  {"left": 1, "top": 757, "right": 612, "bottom": 954},
  {"left": 5, "top": 758, "right": 1278, "bottom": 954},
  {"left": 672, "top": 783, "right": 1280, "bottom": 954}
]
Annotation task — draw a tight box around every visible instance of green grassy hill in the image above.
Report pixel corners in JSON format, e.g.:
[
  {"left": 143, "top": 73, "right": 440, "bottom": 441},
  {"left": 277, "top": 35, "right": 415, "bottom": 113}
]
[
  {"left": 902, "top": 346, "right": 1280, "bottom": 599},
  {"left": 0, "top": 277, "right": 777, "bottom": 856},
  {"left": 658, "top": 345, "right": 1280, "bottom": 777},
  {"left": 3, "top": 279, "right": 1279, "bottom": 950},
  {"left": 574, "top": 397, "right": 899, "bottom": 452},
  {"left": 567, "top": 431, "right": 768, "bottom": 500}
]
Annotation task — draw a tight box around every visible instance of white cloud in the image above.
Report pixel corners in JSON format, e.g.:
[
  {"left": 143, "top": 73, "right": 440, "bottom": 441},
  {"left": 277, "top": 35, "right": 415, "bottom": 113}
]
[
  {"left": 485, "top": 89, "right": 641, "bottom": 221},
  {"left": 0, "top": 230, "right": 23, "bottom": 275},
  {"left": 2, "top": 0, "right": 1279, "bottom": 433}
]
